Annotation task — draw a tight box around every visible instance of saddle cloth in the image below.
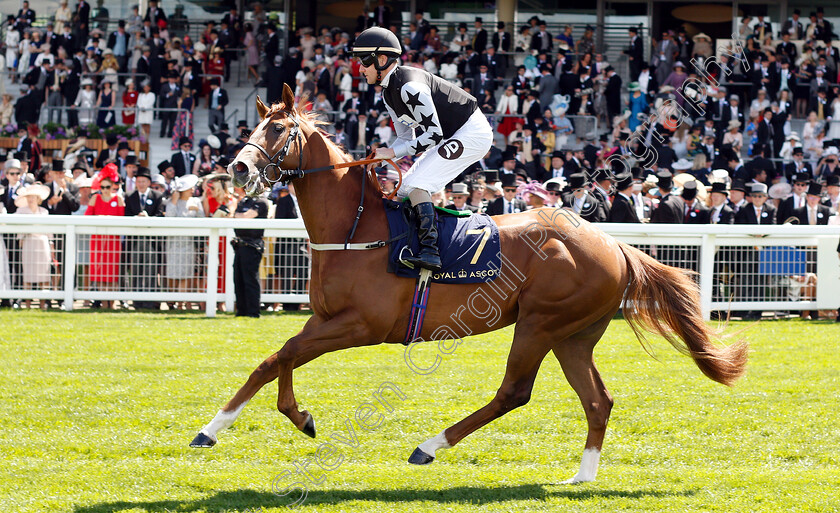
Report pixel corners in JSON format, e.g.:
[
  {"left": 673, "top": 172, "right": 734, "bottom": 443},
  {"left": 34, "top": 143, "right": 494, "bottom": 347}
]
[{"left": 383, "top": 199, "right": 501, "bottom": 284}]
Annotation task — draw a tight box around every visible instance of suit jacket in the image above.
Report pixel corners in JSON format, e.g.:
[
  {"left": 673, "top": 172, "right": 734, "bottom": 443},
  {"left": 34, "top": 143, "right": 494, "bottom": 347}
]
[
  {"left": 160, "top": 82, "right": 181, "bottom": 109},
  {"left": 492, "top": 31, "right": 511, "bottom": 52},
  {"left": 776, "top": 195, "right": 806, "bottom": 224},
  {"left": 530, "top": 30, "right": 553, "bottom": 52},
  {"left": 607, "top": 193, "right": 640, "bottom": 223},
  {"left": 472, "top": 73, "right": 496, "bottom": 96},
  {"left": 683, "top": 201, "right": 711, "bottom": 224},
  {"left": 537, "top": 73, "right": 557, "bottom": 110},
  {"left": 708, "top": 204, "right": 735, "bottom": 224},
  {"left": 472, "top": 29, "right": 488, "bottom": 53},
  {"left": 274, "top": 194, "right": 298, "bottom": 219},
  {"left": 562, "top": 191, "right": 608, "bottom": 223},
  {"left": 650, "top": 194, "right": 684, "bottom": 223},
  {"left": 43, "top": 182, "right": 80, "bottom": 215},
  {"left": 96, "top": 148, "right": 118, "bottom": 168},
  {"left": 1, "top": 182, "right": 25, "bottom": 213},
  {"left": 209, "top": 87, "right": 229, "bottom": 111},
  {"left": 781, "top": 19, "right": 804, "bottom": 39},
  {"left": 735, "top": 203, "right": 776, "bottom": 224},
  {"left": 782, "top": 162, "right": 813, "bottom": 182},
  {"left": 107, "top": 31, "right": 131, "bottom": 54},
  {"left": 793, "top": 204, "right": 831, "bottom": 225},
  {"left": 171, "top": 150, "right": 196, "bottom": 177},
  {"left": 486, "top": 197, "right": 526, "bottom": 216},
  {"left": 125, "top": 188, "right": 164, "bottom": 217},
  {"left": 605, "top": 73, "right": 622, "bottom": 113}
]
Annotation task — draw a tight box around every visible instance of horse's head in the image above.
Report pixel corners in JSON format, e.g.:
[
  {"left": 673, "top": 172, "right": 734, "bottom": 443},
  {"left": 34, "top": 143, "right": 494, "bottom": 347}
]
[{"left": 231, "top": 84, "right": 302, "bottom": 196}]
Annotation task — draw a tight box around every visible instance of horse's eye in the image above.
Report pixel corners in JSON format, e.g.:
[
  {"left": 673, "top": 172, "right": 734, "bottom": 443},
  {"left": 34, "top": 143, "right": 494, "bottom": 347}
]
[{"left": 274, "top": 124, "right": 285, "bottom": 134}]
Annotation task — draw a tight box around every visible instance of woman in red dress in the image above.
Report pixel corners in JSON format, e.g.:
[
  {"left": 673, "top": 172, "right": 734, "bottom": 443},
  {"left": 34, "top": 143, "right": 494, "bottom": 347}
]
[
  {"left": 205, "top": 48, "right": 225, "bottom": 103},
  {"left": 85, "top": 174, "right": 125, "bottom": 309},
  {"left": 122, "top": 79, "right": 139, "bottom": 125}
]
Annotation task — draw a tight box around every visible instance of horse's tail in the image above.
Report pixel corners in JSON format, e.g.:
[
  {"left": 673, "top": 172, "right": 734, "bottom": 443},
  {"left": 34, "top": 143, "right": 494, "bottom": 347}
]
[{"left": 618, "top": 242, "right": 748, "bottom": 387}]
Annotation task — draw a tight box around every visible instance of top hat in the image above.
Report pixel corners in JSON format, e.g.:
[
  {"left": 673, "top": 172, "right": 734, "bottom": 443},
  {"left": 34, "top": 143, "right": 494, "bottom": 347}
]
[
  {"left": 157, "top": 160, "right": 173, "bottom": 173},
  {"left": 731, "top": 179, "right": 747, "bottom": 192},
  {"left": 179, "top": 136, "right": 192, "bottom": 147},
  {"left": 750, "top": 182, "right": 768, "bottom": 195},
  {"left": 615, "top": 172, "right": 633, "bottom": 191},
  {"left": 500, "top": 173, "right": 518, "bottom": 189},
  {"left": 656, "top": 170, "right": 673, "bottom": 190},
  {"left": 806, "top": 182, "right": 822, "bottom": 196},
  {"left": 568, "top": 173, "right": 588, "bottom": 190},
  {"left": 793, "top": 172, "right": 811, "bottom": 183},
  {"left": 681, "top": 180, "right": 698, "bottom": 200},
  {"left": 125, "top": 155, "right": 138, "bottom": 166},
  {"left": 51, "top": 159, "right": 65, "bottom": 172},
  {"left": 117, "top": 141, "right": 130, "bottom": 151},
  {"left": 709, "top": 181, "right": 729, "bottom": 196},
  {"left": 450, "top": 183, "right": 469, "bottom": 195},
  {"left": 135, "top": 166, "right": 152, "bottom": 180}
]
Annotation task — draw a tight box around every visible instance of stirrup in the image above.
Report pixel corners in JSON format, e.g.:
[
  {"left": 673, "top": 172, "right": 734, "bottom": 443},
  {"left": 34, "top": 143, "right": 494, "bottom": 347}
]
[{"left": 398, "top": 245, "right": 416, "bottom": 269}]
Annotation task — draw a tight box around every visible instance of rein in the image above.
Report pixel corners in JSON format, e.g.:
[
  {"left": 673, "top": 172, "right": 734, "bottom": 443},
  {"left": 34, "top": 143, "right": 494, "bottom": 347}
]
[{"left": 246, "top": 112, "right": 405, "bottom": 250}]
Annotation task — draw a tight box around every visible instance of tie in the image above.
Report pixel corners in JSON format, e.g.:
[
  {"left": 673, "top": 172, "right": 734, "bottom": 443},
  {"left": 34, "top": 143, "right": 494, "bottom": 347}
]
[
  {"left": 140, "top": 193, "right": 146, "bottom": 206},
  {"left": 508, "top": 202, "right": 512, "bottom": 213},
  {"left": 809, "top": 208, "right": 816, "bottom": 225},
  {"left": 184, "top": 152, "right": 190, "bottom": 172}
]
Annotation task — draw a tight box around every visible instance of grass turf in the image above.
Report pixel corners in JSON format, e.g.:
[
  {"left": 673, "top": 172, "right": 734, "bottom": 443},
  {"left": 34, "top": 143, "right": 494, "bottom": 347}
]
[{"left": 1, "top": 311, "right": 838, "bottom": 512}]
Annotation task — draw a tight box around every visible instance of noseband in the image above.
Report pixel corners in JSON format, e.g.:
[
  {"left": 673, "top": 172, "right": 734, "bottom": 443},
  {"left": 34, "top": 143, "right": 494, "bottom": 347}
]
[{"left": 244, "top": 114, "right": 302, "bottom": 184}]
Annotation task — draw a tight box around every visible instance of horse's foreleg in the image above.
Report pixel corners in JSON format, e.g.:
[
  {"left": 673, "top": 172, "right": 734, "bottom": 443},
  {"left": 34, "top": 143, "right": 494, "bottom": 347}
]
[
  {"left": 408, "top": 324, "right": 550, "bottom": 465},
  {"left": 190, "top": 353, "right": 280, "bottom": 448},
  {"left": 553, "top": 343, "right": 613, "bottom": 484},
  {"left": 275, "top": 311, "right": 376, "bottom": 438}
]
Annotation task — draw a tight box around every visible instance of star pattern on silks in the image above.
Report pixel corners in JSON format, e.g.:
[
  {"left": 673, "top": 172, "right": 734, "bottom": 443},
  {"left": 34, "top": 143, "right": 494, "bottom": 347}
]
[
  {"left": 405, "top": 90, "right": 424, "bottom": 111},
  {"left": 418, "top": 111, "right": 436, "bottom": 131},
  {"left": 412, "top": 140, "right": 430, "bottom": 154},
  {"left": 429, "top": 132, "right": 444, "bottom": 145}
]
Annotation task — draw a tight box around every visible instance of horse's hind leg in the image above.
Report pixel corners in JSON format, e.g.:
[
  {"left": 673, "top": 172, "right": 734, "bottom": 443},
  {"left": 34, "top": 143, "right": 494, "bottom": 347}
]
[
  {"left": 190, "top": 353, "right": 280, "bottom": 447},
  {"left": 407, "top": 321, "right": 552, "bottom": 464},
  {"left": 552, "top": 313, "right": 615, "bottom": 483}
]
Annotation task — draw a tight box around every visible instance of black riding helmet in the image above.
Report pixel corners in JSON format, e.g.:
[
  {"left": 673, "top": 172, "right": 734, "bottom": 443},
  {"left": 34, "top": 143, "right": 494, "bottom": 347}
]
[{"left": 351, "top": 27, "right": 402, "bottom": 81}]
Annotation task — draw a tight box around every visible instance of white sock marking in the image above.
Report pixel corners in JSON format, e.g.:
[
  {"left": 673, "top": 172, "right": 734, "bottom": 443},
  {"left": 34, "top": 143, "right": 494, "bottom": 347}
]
[
  {"left": 200, "top": 400, "right": 249, "bottom": 441},
  {"left": 562, "top": 447, "right": 601, "bottom": 484},
  {"left": 417, "top": 430, "right": 451, "bottom": 457}
]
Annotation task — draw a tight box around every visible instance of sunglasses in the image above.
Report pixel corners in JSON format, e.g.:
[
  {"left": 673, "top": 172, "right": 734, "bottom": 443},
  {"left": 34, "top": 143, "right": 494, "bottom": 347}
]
[
  {"left": 794, "top": 182, "right": 808, "bottom": 187},
  {"left": 100, "top": 185, "right": 113, "bottom": 190},
  {"left": 7, "top": 172, "right": 20, "bottom": 176},
  {"left": 503, "top": 187, "right": 517, "bottom": 192},
  {"left": 358, "top": 53, "right": 378, "bottom": 67}
]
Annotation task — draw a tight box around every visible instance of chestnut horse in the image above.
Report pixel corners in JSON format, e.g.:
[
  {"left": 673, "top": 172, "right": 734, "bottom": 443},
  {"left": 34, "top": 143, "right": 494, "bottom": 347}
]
[{"left": 191, "top": 84, "right": 748, "bottom": 483}]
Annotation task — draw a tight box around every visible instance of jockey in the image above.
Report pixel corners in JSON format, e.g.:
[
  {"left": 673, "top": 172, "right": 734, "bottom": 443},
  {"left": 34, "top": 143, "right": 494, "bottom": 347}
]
[{"left": 351, "top": 27, "right": 493, "bottom": 272}]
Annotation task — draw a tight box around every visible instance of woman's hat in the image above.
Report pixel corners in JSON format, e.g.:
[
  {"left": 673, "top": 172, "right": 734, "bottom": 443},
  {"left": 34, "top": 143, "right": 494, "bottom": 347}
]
[
  {"left": 672, "top": 158, "right": 692, "bottom": 170},
  {"left": 175, "top": 173, "right": 199, "bottom": 192},
  {"left": 14, "top": 183, "right": 50, "bottom": 208},
  {"left": 207, "top": 134, "right": 221, "bottom": 149},
  {"left": 727, "top": 119, "right": 741, "bottom": 130},
  {"left": 769, "top": 182, "right": 792, "bottom": 199},
  {"left": 628, "top": 81, "right": 640, "bottom": 91},
  {"left": 201, "top": 172, "right": 232, "bottom": 184},
  {"left": 194, "top": 42, "right": 207, "bottom": 53},
  {"left": 81, "top": 78, "right": 94, "bottom": 87},
  {"left": 692, "top": 33, "right": 711, "bottom": 43}
]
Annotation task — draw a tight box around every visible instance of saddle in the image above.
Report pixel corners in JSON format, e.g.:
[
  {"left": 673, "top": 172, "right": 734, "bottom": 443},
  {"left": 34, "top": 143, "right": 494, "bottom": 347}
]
[{"left": 382, "top": 199, "right": 501, "bottom": 284}]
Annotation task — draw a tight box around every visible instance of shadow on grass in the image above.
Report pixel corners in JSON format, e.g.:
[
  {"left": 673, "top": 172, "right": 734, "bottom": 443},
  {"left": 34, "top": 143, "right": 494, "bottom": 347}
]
[{"left": 73, "top": 485, "right": 697, "bottom": 512}]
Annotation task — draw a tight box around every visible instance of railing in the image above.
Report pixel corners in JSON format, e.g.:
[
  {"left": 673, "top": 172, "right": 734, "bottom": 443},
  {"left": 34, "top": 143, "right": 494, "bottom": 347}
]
[{"left": 0, "top": 215, "right": 837, "bottom": 319}]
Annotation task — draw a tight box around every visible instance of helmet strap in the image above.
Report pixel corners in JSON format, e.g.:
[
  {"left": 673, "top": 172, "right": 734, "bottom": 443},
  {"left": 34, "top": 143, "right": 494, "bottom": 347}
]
[{"left": 373, "top": 56, "right": 397, "bottom": 85}]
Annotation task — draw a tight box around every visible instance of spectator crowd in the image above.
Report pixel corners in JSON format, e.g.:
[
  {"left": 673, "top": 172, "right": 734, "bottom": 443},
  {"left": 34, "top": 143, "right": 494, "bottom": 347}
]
[{"left": 0, "top": 1, "right": 839, "bottom": 320}]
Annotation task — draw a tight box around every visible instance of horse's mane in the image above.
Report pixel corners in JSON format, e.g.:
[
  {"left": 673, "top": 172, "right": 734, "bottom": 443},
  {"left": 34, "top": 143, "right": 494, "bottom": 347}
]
[{"left": 265, "top": 98, "right": 385, "bottom": 197}]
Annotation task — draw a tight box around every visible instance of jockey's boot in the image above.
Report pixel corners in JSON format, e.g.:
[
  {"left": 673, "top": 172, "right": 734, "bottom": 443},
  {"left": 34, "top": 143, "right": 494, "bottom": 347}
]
[{"left": 403, "top": 202, "right": 442, "bottom": 272}]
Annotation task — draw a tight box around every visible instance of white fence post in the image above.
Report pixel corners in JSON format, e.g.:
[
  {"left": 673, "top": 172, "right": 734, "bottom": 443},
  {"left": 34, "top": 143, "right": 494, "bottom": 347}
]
[
  {"left": 225, "top": 227, "right": 235, "bottom": 314},
  {"left": 698, "top": 233, "right": 716, "bottom": 321},
  {"left": 206, "top": 228, "right": 219, "bottom": 318},
  {"left": 63, "top": 225, "right": 76, "bottom": 311}
]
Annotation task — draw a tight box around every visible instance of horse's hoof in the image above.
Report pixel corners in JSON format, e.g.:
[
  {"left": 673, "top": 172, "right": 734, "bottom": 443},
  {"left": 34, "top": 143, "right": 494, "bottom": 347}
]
[
  {"left": 408, "top": 447, "right": 435, "bottom": 465},
  {"left": 189, "top": 432, "right": 216, "bottom": 448},
  {"left": 301, "top": 412, "right": 316, "bottom": 438}
]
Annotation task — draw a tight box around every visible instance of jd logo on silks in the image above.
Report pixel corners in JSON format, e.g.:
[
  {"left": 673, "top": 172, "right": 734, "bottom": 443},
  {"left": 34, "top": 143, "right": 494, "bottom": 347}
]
[{"left": 438, "top": 139, "right": 464, "bottom": 160}]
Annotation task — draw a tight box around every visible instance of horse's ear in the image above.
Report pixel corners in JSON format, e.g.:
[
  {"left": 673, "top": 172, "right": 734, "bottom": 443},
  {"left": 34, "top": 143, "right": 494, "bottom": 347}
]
[
  {"left": 282, "top": 83, "right": 295, "bottom": 112},
  {"left": 256, "top": 95, "right": 269, "bottom": 120}
]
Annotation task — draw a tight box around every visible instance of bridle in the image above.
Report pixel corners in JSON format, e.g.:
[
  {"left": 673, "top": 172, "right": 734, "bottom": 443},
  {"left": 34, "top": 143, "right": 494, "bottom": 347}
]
[
  {"left": 239, "top": 109, "right": 406, "bottom": 249},
  {"left": 243, "top": 113, "right": 302, "bottom": 185}
]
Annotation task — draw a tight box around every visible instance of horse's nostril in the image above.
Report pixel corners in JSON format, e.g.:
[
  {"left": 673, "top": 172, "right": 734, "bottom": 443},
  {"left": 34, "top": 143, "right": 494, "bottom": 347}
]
[{"left": 234, "top": 162, "right": 248, "bottom": 174}]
